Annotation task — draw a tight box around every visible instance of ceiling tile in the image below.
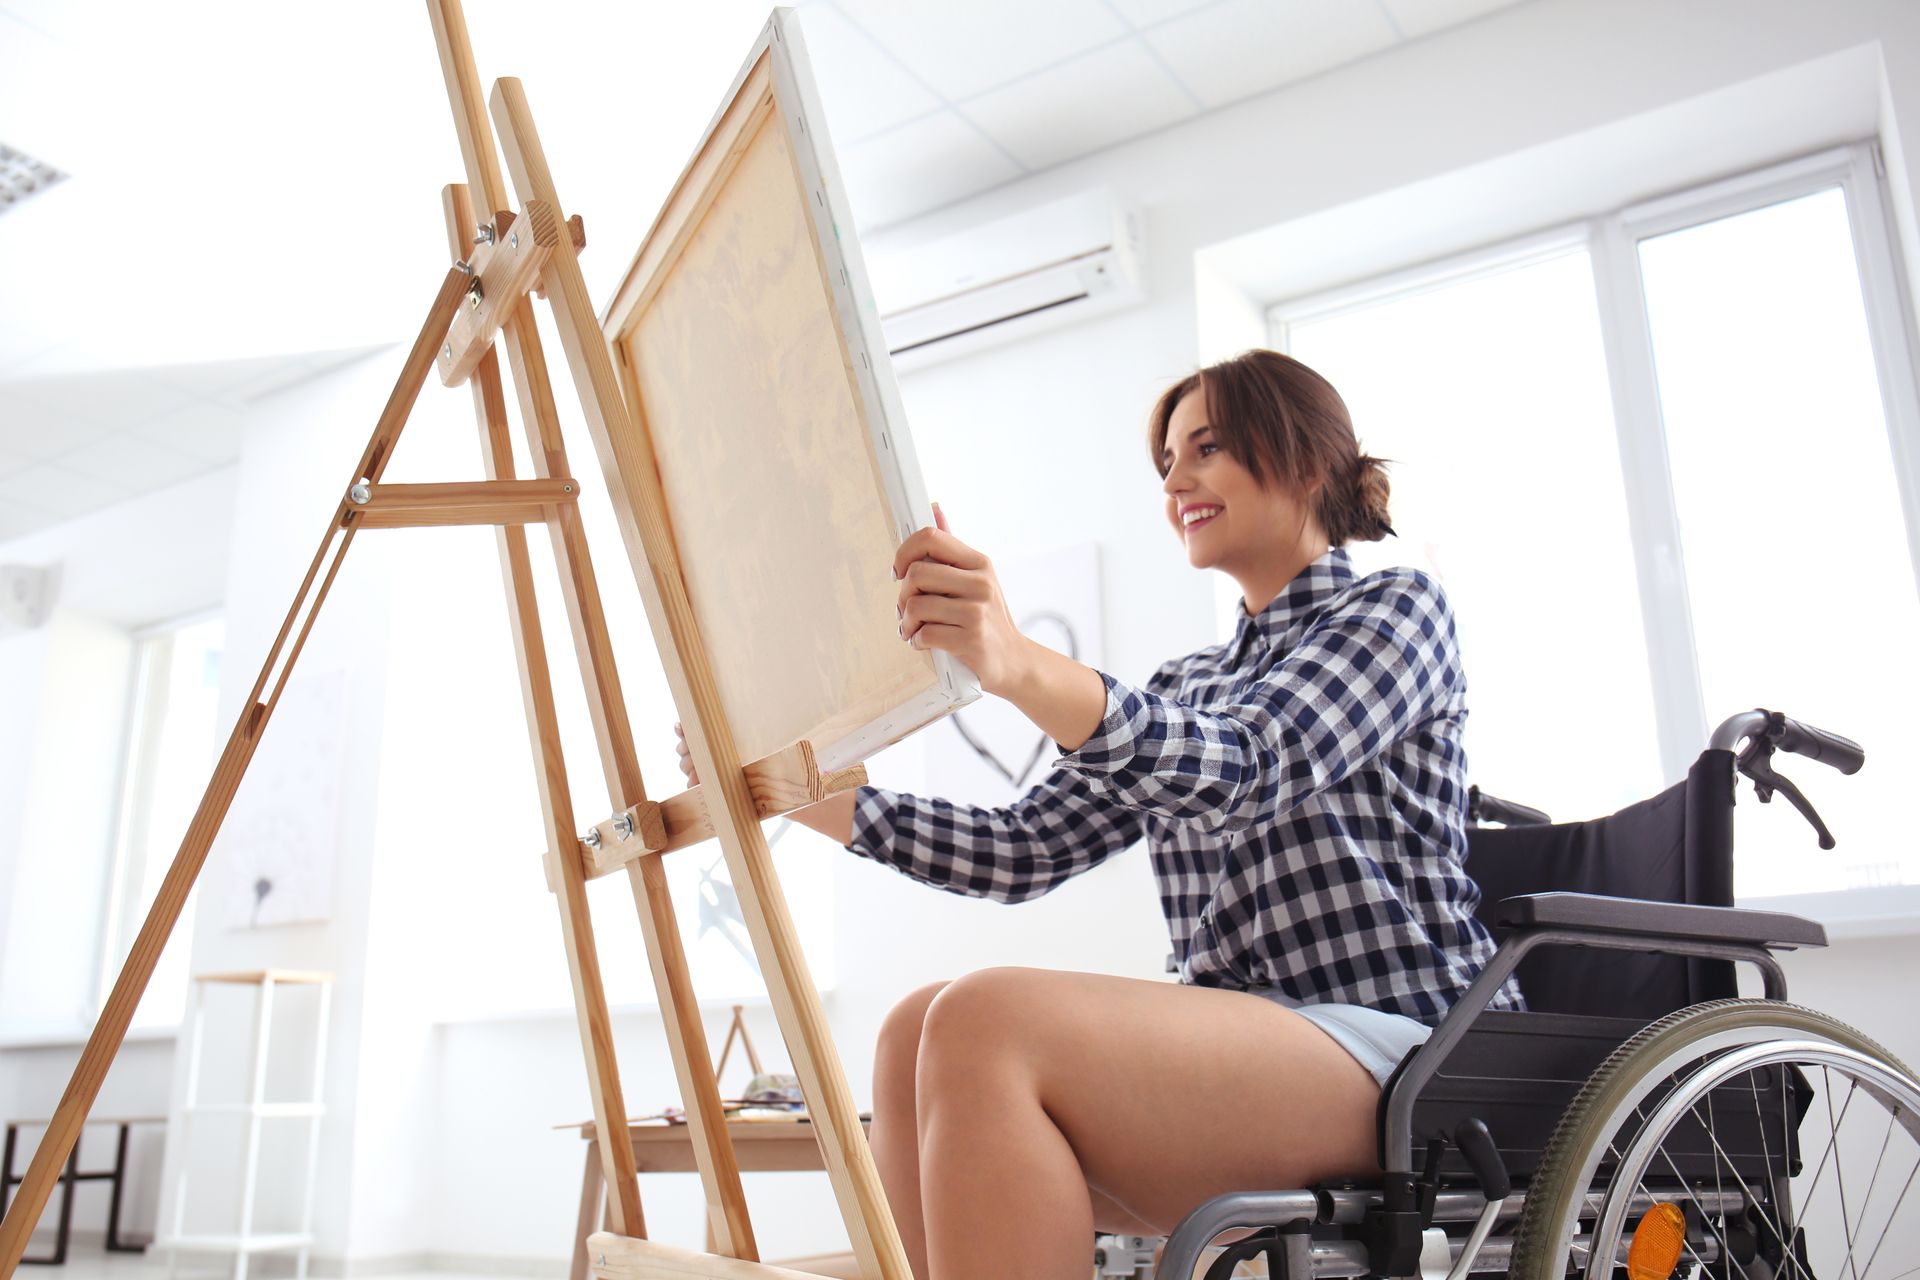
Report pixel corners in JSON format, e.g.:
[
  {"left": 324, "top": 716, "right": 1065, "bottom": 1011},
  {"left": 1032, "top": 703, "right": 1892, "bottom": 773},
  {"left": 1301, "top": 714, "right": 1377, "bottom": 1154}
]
[
  {"left": 0, "top": 460, "right": 130, "bottom": 518},
  {"left": 833, "top": 0, "right": 1129, "bottom": 102},
  {"left": 837, "top": 111, "right": 1024, "bottom": 229},
  {"left": 791, "top": 4, "right": 943, "bottom": 145},
  {"left": 0, "top": 389, "right": 115, "bottom": 460},
  {"left": 1108, "top": 0, "right": 1222, "bottom": 27},
  {"left": 152, "top": 354, "right": 318, "bottom": 404},
  {"left": 962, "top": 39, "right": 1198, "bottom": 171},
  {"left": 0, "top": 501, "right": 61, "bottom": 542},
  {"left": 1378, "top": 0, "right": 1530, "bottom": 39},
  {"left": 1144, "top": 0, "right": 1399, "bottom": 110},
  {"left": 54, "top": 431, "right": 214, "bottom": 493},
  {"left": 125, "top": 402, "right": 246, "bottom": 464},
  {"left": 9, "top": 369, "right": 198, "bottom": 430}
]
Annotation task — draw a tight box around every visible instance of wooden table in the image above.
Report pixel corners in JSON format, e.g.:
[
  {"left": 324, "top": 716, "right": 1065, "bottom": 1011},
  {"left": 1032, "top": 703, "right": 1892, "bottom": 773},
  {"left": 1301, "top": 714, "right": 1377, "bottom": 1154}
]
[{"left": 564, "top": 1115, "right": 871, "bottom": 1280}]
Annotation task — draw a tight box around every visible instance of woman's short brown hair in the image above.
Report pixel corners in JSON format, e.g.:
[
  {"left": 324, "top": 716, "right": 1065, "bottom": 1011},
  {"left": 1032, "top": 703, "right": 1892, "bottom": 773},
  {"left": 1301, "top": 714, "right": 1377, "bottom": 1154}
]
[{"left": 1148, "top": 348, "right": 1395, "bottom": 546}]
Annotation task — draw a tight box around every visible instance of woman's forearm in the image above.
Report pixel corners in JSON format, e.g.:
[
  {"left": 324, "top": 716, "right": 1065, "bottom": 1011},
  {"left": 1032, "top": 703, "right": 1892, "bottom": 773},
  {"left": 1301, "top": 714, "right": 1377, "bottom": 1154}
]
[
  {"left": 1005, "top": 638, "right": 1109, "bottom": 754},
  {"left": 789, "top": 786, "right": 858, "bottom": 845},
  {"left": 787, "top": 641, "right": 1102, "bottom": 849}
]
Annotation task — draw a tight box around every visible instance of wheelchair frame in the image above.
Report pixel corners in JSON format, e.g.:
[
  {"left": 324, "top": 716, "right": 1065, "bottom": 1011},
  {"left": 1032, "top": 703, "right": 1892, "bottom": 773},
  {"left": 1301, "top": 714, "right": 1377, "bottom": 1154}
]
[{"left": 1144, "top": 708, "right": 1867, "bottom": 1280}]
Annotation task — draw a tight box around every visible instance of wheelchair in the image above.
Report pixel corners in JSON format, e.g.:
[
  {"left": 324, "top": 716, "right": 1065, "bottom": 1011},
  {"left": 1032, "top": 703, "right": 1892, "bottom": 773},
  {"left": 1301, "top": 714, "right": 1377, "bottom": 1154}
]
[{"left": 1092, "top": 707, "right": 1920, "bottom": 1279}]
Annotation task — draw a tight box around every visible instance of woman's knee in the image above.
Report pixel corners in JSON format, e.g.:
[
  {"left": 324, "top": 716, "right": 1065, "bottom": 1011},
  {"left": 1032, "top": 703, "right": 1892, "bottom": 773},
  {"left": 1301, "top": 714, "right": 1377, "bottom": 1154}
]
[
  {"left": 874, "top": 980, "right": 951, "bottom": 1104},
  {"left": 916, "top": 966, "right": 1057, "bottom": 1096}
]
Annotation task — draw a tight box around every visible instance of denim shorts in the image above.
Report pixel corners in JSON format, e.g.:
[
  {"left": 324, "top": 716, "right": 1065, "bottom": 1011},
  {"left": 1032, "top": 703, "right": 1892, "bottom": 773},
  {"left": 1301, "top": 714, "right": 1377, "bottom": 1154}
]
[{"left": 1243, "top": 985, "right": 1433, "bottom": 1088}]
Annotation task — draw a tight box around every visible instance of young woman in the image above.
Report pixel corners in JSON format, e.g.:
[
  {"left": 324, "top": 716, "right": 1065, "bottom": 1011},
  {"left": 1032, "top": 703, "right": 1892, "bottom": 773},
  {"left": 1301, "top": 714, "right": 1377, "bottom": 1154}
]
[{"left": 676, "top": 348, "right": 1522, "bottom": 1279}]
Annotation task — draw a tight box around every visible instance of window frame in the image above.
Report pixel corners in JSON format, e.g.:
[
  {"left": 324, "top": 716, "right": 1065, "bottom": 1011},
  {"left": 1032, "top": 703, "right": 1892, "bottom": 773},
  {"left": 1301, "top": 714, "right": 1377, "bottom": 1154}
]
[
  {"left": 1267, "top": 139, "right": 1920, "bottom": 926},
  {"left": 92, "top": 604, "right": 224, "bottom": 1025}
]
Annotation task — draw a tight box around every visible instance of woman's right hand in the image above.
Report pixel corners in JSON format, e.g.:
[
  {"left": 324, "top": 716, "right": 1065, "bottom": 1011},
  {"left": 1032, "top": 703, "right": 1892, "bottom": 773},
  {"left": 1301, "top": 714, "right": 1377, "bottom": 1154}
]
[{"left": 674, "top": 721, "right": 699, "bottom": 787}]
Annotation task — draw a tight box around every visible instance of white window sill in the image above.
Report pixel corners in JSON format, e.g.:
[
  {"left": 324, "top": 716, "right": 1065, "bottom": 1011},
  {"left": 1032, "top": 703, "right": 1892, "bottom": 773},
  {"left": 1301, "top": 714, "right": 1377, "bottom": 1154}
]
[
  {"left": 0, "top": 1022, "right": 180, "bottom": 1051},
  {"left": 1739, "top": 885, "right": 1920, "bottom": 942}
]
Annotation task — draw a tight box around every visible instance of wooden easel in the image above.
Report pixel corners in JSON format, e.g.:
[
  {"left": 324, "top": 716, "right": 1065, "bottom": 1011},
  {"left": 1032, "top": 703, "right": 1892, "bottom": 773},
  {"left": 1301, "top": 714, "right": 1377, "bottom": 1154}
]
[{"left": 0, "top": 3, "right": 912, "bottom": 1277}]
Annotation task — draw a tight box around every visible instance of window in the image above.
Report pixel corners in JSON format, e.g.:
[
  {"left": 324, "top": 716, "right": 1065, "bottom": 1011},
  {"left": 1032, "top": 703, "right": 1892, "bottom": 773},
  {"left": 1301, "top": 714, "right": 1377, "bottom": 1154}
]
[
  {"left": 98, "top": 613, "right": 226, "bottom": 1028},
  {"left": 1270, "top": 142, "right": 1920, "bottom": 904}
]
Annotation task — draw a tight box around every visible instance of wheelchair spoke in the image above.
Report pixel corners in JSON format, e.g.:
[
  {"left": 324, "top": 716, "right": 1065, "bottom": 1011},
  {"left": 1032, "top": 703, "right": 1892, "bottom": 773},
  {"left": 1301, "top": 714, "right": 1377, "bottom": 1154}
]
[
  {"left": 1640, "top": 1156, "right": 1743, "bottom": 1280},
  {"left": 1803, "top": 1065, "right": 1860, "bottom": 1195},
  {"left": 1823, "top": 1066, "right": 1865, "bottom": 1280},
  {"left": 1695, "top": 1104, "right": 1814, "bottom": 1280},
  {"left": 1851, "top": 1103, "right": 1900, "bottom": 1260},
  {"left": 1859, "top": 1149, "right": 1920, "bottom": 1280},
  {"left": 1707, "top": 1090, "right": 1727, "bottom": 1247}
]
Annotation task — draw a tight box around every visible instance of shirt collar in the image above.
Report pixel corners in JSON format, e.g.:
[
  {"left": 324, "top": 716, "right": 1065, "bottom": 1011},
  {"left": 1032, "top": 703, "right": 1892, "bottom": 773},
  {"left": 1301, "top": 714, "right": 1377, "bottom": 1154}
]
[{"left": 1230, "top": 546, "right": 1356, "bottom": 665}]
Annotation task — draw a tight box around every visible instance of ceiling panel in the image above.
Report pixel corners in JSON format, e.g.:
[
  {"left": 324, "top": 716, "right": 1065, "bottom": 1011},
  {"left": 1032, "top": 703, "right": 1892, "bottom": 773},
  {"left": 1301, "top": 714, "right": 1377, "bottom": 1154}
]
[
  {"left": 963, "top": 39, "right": 1200, "bottom": 171},
  {"left": 0, "top": 459, "right": 129, "bottom": 520},
  {"left": 791, "top": 3, "right": 943, "bottom": 144},
  {"left": 1379, "top": 0, "right": 1529, "bottom": 39},
  {"left": 0, "top": 390, "right": 116, "bottom": 461},
  {"left": 8, "top": 368, "right": 197, "bottom": 431},
  {"left": 1107, "top": 0, "right": 1223, "bottom": 27},
  {"left": 1145, "top": 0, "right": 1400, "bottom": 110},
  {"left": 833, "top": 0, "right": 1130, "bottom": 102},
  {"left": 125, "top": 403, "right": 246, "bottom": 464},
  {"left": 57, "top": 430, "right": 214, "bottom": 492},
  {"left": 836, "top": 110, "right": 1025, "bottom": 227}
]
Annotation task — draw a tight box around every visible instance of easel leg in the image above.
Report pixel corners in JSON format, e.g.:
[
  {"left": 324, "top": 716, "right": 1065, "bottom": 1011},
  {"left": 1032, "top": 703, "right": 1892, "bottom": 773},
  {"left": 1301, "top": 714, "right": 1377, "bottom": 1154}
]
[
  {"left": 432, "top": 53, "right": 757, "bottom": 1247},
  {"left": 571, "top": 1137, "right": 603, "bottom": 1280},
  {"left": 0, "top": 267, "right": 470, "bottom": 1278},
  {"left": 490, "top": 79, "right": 912, "bottom": 1280}
]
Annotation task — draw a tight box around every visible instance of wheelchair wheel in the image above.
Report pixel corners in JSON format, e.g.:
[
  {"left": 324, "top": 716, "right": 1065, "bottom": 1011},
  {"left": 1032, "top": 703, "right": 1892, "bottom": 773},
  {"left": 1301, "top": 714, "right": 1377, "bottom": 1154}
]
[{"left": 1509, "top": 998, "right": 1920, "bottom": 1279}]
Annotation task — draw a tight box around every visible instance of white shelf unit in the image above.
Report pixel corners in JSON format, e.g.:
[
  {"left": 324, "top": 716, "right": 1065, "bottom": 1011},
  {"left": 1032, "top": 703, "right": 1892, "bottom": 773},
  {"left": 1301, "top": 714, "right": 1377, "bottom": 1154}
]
[{"left": 160, "top": 969, "right": 333, "bottom": 1280}]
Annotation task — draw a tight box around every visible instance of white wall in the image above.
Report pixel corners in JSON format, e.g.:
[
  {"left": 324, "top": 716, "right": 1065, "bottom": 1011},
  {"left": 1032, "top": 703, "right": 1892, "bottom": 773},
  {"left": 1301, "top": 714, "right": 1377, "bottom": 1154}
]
[
  {"left": 9, "top": 0, "right": 1920, "bottom": 1271},
  {"left": 0, "top": 464, "right": 237, "bottom": 1249}
]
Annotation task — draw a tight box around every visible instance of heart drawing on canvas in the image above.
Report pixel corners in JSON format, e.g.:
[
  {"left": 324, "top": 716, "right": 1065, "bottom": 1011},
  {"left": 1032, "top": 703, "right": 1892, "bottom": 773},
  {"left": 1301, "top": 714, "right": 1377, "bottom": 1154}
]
[{"left": 947, "top": 609, "right": 1081, "bottom": 789}]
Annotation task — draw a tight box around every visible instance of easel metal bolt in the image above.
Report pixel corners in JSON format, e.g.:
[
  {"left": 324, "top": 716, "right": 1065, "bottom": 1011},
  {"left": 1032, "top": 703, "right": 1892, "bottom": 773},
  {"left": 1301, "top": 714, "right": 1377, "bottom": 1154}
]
[
  {"left": 509, "top": 230, "right": 519, "bottom": 249},
  {"left": 474, "top": 222, "right": 494, "bottom": 245},
  {"left": 348, "top": 480, "right": 371, "bottom": 505},
  {"left": 613, "top": 814, "right": 635, "bottom": 841},
  {"left": 466, "top": 283, "right": 483, "bottom": 311},
  {"left": 582, "top": 829, "right": 602, "bottom": 850}
]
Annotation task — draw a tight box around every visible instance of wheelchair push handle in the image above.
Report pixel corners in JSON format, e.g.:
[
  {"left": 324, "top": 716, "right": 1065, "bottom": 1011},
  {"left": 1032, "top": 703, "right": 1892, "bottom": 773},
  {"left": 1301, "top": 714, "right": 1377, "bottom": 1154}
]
[
  {"left": 1772, "top": 714, "right": 1865, "bottom": 774},
  {"left": 1709, "top": 707, "right": 1864, "bottom": 774},
  {"left": 1712, "top": 708, "right": 1865, "bottom": 852}
]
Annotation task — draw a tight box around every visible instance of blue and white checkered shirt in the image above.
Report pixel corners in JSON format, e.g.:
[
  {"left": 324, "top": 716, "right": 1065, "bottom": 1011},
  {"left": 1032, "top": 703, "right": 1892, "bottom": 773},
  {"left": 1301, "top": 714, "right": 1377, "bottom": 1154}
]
[{"left": 844, "top": 546, "right": 1525, "bottom": 1025}]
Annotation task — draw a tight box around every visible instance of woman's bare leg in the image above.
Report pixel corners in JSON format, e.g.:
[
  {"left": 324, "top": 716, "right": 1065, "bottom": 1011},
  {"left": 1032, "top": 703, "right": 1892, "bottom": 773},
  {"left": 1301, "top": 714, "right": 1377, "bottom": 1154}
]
[
  {"left": 871, "top": 979, "right": 1166, "bottom": 1280},
  {"left": 914, "top": 967, "right": 1381, "bottom": 1280}
]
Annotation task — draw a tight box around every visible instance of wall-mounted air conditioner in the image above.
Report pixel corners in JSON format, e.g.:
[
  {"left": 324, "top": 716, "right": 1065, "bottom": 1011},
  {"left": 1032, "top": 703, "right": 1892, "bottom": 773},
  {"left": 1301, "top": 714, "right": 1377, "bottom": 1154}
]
[{"left": 867, "top": 189, "right": 1144, "bottom": 371}]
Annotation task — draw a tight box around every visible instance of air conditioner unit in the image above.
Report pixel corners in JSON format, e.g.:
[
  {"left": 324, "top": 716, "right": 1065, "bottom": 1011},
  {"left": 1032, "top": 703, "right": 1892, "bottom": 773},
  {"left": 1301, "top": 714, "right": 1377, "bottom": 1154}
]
[{"left": 868, "top": 189, "right": 1144, "bottom": 371}]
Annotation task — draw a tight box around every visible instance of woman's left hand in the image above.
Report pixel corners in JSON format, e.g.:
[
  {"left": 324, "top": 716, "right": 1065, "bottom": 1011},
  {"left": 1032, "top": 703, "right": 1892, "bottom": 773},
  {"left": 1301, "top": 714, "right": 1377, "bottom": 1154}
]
[{"left": 894, "top": 503, "right": 1033, "bottom": 698}]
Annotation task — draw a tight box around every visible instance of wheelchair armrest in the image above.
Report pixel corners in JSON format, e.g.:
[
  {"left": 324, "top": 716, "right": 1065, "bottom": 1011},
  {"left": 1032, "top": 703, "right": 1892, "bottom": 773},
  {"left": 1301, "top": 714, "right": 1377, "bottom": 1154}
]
[{"left": 1493, "top": 891, "right": 1827, "bottom": 949}]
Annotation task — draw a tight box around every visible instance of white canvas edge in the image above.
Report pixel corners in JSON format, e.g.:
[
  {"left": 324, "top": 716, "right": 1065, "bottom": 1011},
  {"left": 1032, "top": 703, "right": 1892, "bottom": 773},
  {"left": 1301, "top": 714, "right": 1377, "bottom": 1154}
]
[{"left": 766, "top": 7, "right": 985, "bottom": 775}]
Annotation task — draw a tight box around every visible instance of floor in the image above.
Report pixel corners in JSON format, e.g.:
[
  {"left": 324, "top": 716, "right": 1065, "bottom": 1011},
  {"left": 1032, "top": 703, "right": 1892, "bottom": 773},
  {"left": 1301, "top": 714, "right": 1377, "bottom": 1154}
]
[{"left": 18, "top": 1247, "right": 530, "bottom": 1280}]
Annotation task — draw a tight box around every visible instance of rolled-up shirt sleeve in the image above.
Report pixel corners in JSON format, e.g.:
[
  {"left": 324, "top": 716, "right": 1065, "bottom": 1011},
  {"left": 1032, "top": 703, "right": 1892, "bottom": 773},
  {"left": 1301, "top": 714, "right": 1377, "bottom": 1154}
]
[
  {"left": 842, "top": 766, "right": 1143, "bottom": 904},
  {"left": 1050, "top": 571, "right": 1462, "bottom": 836}
]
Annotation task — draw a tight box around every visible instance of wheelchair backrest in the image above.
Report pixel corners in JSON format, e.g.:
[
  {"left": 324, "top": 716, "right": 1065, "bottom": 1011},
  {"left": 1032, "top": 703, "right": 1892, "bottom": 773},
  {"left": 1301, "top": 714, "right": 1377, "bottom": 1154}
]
[{"left": 1463, "top": 748, "right": 1740, "bottom": 1019}]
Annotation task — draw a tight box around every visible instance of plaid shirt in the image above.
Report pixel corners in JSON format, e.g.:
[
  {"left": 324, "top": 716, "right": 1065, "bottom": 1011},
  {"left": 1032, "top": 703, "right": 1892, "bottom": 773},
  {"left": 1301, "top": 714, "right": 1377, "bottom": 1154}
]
[{"left": 844, "top": 546, "right": 1525, "bottom": 1024}]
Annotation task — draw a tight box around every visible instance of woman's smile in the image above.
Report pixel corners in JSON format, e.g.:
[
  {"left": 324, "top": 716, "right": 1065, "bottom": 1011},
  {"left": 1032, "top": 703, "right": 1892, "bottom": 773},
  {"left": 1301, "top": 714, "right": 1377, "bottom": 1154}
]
[{"left": 1183, "top": 508, "right": 1221, "bottom": 534}]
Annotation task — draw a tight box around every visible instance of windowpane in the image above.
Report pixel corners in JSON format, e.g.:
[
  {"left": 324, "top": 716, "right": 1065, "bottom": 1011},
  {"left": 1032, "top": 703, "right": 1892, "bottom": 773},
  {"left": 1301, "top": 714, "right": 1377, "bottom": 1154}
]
[
  {"left": 1639, "top": 187, "right": 1919, "bottom": 897},
  {"left": 1282, "top": 250, "right": 1665, "bottom": 822},
  {"left": 110, "top": 615, "right": 225, "bottom": 1027}
]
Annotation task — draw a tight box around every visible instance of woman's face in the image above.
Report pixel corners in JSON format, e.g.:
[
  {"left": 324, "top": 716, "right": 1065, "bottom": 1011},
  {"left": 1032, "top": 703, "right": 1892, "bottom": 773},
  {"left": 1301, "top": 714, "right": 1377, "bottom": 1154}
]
[{"left": 1160, "top": 384, "right": 1319, "bottom": 572}]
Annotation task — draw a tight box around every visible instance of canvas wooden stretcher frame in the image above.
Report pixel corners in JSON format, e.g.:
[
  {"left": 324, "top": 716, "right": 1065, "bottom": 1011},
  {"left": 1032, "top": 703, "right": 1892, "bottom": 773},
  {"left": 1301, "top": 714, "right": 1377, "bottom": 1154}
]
[
  {"left": 0, "top": 5, "right": 962, "bottom": 1279},
  {"left": 601, "top": 9, "right": 979, "bottom": 775}
]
